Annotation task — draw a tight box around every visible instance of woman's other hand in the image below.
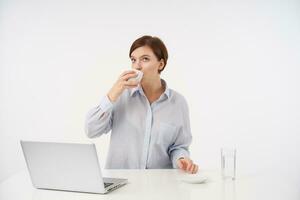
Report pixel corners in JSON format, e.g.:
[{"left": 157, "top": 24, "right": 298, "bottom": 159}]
[{"left": 177, "top": 157, "right": 198, "bottom": 174}]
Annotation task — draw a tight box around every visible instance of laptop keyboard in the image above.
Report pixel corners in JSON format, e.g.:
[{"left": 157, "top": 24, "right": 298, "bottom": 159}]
[{"left": 104, "top": 182, "right": 113, "bottom": 188}]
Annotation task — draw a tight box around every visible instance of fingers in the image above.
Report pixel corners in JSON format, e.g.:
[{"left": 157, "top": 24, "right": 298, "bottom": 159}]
[
  {"left": 119, "top": 70, "right": 136, "bottom": 78},
  {"left": 108, "top": 70, "right": 139, "bottom": 102},
  {"left": 177, "top": 159, "right": 183, "bottom": 169},
  {"left": 189, "top": 164, "right": 198, "bottom": 174},
  {"left": 193, "top": 165, "right": 199, "bottom": 174},
  {"left": 119, "top": 71, "right": 139, "bottom": 89},
  {"left": 186, "top": 163, "right": 198, "bottom": 174},
  {"left": 123, "top": 79, "right": 139, "bottom": 87},
  {"left": 186, "top": 160, "right": 193, "bottom": 172},
  {"left": 178, "top": 159, "right": 188, "bottom": 170},
  {"left": 121, "top": 72, "right": 138, "bottom": 81},
  {"left": 124, "top": 84, "right": 138, "bottom": 89},
  {"left": 177, "top": 158, "right": 199, "bottom": 174}
]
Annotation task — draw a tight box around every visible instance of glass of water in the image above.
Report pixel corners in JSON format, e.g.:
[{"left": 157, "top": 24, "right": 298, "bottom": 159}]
[{"left": 221, "top": 147, "right": 236, "bottom": 180}]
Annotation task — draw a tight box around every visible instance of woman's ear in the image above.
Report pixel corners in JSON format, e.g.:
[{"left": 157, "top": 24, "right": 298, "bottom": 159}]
[{"left": 158, "top": 59, "right": 165, "bottom": 71}]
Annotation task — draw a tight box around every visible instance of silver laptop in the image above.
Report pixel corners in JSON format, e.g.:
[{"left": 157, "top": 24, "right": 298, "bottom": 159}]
[{"left": 20, "top": 140, "right": 127, "bottom": 194}]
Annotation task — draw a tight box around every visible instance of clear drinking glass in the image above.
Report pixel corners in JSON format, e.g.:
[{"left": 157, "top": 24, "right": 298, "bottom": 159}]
[{"left": 221, "top": 148, "right": 236, "bottom": 180}]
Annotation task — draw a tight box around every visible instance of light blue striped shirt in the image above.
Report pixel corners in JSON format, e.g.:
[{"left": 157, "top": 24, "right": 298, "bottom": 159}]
[{"left": 85, "top": 80, "right": 192, "bottom": 169}]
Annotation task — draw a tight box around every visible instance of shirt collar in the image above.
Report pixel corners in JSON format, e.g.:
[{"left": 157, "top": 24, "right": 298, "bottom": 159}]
[{"left": 130, "top": 79, "right": 170, "bottom": 99}]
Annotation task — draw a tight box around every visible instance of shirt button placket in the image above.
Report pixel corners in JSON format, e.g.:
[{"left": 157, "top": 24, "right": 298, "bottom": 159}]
[{"left": 141, "top": 104, "right": 152, "bottom": 169}]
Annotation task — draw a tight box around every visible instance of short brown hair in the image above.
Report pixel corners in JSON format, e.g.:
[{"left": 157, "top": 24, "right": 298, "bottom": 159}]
[{"left": 129, "top": 35, "right": 168, "bottom": 74}]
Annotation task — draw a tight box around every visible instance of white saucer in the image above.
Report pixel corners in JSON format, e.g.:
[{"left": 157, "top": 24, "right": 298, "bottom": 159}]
[{"left": 179, "top": 174, "right": 208, "bottom": 184}]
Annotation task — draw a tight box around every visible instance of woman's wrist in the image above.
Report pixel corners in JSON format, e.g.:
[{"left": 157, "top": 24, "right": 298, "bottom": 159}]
[{"left": 107, "top": 92, "right": 116, "bottom": 102}]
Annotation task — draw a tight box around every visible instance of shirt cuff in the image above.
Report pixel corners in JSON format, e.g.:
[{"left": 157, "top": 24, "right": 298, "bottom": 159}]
[
  {"left": 99, "top": 95, "right": 114, "bottom": 112},
  {"left": 171, "top": 149, "right": 190, "bottom": 169}
]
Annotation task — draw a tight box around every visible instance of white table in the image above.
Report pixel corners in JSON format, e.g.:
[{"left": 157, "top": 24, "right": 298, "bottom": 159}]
[{"left": 0, "top": 169, "right": 299, "bottom": 200}]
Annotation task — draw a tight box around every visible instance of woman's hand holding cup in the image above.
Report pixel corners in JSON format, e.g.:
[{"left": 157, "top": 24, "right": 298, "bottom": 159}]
[{"left": 107, "top": 70, "right": 143, "bottom": 102}]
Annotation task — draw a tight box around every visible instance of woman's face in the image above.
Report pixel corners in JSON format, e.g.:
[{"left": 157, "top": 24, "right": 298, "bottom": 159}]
[{"left": 130, "top": 45, "right": 164, "bottom": 80}]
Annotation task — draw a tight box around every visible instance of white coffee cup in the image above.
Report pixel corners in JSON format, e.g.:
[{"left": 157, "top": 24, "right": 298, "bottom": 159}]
[{"left": 128, "top": 69, "right": 143, "bottom": 83}]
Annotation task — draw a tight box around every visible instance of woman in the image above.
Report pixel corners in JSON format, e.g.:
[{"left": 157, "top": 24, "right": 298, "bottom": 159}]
[{"left": 85, "top": 35, "right": 198, "bottom": 174}]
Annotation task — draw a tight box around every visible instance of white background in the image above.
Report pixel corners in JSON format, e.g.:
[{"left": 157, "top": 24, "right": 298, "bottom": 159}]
[{"left": 1, "top": 0, "right": 300, "bottom": 186}]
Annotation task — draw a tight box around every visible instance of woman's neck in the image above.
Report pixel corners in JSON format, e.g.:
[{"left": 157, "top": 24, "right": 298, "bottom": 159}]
[{"left": 141, "top": 76, "right": 164, "bottom": 103}]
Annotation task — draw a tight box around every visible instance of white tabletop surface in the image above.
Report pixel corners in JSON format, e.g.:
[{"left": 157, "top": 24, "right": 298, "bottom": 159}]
[{"left": 0, "top": 169, "right": 299, "bottom": 200}]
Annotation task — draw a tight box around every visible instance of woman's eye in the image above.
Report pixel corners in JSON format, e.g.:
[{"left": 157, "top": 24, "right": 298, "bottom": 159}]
[
  {"left": 131, "top": 59, "right": 136, "bottom": 63},
  {"left": 143, "top": 57, "right": 149, "bottom": 61}
]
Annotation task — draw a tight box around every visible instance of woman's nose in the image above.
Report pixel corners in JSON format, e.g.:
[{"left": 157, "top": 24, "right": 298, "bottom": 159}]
[
  {"left": 133, "top": 63, "right": 142, "bottom": 70},
  {"left": 136, "top": 66, "right": 142, "bottom": 70}
]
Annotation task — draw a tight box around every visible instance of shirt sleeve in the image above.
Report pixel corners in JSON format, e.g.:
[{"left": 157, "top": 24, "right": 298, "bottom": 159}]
[
  {"left": 85, "top": 95, "right": 114, "bottom": 138},
  {"left": 169, "top": 97, "right": 192, "bottom": 168}
]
